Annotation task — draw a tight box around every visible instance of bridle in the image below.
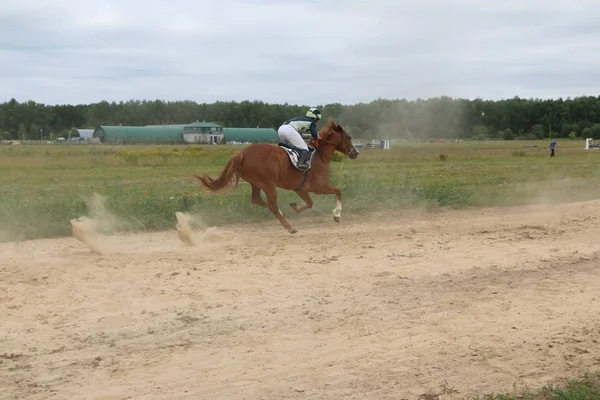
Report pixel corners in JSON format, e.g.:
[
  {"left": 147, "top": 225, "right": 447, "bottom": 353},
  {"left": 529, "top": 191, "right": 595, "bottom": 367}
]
[{"left": 315, "top": 127, "right": 359, "bottom": 158}]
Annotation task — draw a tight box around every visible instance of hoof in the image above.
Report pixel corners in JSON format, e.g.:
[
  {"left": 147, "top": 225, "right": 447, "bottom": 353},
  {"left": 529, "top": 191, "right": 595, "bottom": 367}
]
[
  {"left": 289, "top": 228, "right": 297, "bottom": 234},
  {"left": 289, "top": 202, "right": 297, "bottom": 208},
  {"left": 333, "top": 216, "right": 340, "bottom": 223}
]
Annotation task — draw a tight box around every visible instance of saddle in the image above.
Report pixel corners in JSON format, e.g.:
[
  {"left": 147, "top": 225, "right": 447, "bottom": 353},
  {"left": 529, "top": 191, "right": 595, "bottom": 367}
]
[{"left": 278, "top": 143, "right": 316, "bottom": 171}]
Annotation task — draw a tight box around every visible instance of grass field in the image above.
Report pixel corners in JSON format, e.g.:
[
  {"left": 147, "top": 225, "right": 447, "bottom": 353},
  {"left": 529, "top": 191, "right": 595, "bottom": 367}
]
[
  {"left": 473, "top": 371, "right": 600, "bottom": 399},
  {"left": 2, "top": 139, "right": 600, "bottom": 242}
]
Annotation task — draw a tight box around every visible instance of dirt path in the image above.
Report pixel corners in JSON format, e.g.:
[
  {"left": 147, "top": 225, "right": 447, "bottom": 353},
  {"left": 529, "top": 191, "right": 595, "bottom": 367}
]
[{"left": 1, "top": 201, "right": 600, "bottom": 399}]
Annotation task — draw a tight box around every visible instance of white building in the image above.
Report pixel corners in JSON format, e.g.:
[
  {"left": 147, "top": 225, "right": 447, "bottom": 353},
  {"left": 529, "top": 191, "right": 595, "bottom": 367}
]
[
  {"left": 182, "top": 132, "right": 224, "bottom": 144},
  {"left": 181, "top": 122, "right": 224, "bottom": 144}
]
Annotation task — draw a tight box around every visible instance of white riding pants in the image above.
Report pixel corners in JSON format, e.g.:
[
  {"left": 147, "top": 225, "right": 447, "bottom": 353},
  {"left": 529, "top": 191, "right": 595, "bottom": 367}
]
[{"left": 278, "top": 124, "right": 308, "bottom": 150}]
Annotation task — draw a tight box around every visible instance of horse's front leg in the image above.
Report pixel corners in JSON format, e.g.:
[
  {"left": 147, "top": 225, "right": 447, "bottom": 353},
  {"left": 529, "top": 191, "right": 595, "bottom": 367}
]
[{"left": 316, "top": 184, "right": 342, "bottom": 223}]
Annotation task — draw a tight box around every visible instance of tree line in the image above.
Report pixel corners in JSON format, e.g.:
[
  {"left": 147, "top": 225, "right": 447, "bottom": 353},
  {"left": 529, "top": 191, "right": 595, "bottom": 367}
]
[{"left": 1, "top": 95, "right": 600, "bottom": 141}]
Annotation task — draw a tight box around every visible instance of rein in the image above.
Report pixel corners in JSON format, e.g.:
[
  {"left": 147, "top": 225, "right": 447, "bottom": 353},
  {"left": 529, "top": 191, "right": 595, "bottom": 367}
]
[{"left": 314, "top": 129, "right": 354, "bottom": 160}]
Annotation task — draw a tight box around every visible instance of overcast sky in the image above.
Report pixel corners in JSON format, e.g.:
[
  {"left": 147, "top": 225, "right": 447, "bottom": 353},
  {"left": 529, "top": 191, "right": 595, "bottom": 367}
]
[{"left": 1, "top": 0, "right": 599, "bottom": 106}]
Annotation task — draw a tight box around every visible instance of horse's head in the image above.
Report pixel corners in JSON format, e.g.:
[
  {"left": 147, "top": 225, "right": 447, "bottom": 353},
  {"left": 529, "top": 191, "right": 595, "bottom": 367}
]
[{"left": 310, "top": 117, "right": 359, "bottom": 159}]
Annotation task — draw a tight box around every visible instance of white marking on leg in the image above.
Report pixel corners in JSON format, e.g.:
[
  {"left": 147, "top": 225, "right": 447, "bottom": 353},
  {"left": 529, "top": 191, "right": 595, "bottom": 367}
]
[
  {"left": 279, "top": 209, "right": 284, "bottom": 216},
  {"left": 333, "top": 200, "right": 342, "bottom": 218}
]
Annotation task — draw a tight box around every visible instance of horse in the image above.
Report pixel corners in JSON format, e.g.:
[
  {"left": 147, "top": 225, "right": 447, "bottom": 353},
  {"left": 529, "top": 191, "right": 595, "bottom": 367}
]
[{"left": 193, "top": 117, "right": 360, "bottom": 234}]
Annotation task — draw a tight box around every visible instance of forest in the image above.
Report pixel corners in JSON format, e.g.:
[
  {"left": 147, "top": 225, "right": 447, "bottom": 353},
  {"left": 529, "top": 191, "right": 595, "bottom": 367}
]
[{"left": 1, "top": 95, "right": 600, "bottom": 141}]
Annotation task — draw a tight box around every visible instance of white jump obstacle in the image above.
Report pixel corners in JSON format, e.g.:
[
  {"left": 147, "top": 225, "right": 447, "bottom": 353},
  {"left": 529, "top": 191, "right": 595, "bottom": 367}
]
[
  {"left": 585, "top": 138, "right": 600, "bottom": 149},
  {"left": 362, "top": 139, "right": 391, "bottom": 149}
]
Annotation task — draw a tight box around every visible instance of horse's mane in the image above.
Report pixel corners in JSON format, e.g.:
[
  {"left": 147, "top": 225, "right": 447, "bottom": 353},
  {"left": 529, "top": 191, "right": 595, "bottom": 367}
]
[{"left": 317, "top": 117, "right": 338, "bottom": 139}]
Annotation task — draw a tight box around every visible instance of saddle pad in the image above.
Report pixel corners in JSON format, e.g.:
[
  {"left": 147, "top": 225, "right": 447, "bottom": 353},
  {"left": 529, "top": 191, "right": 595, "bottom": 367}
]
[
  {"left": 280, "top": 146, "right": 300, "bottom": 166},
  {"left": 277, "top": 143, "right": 315, "bottom": 171}
]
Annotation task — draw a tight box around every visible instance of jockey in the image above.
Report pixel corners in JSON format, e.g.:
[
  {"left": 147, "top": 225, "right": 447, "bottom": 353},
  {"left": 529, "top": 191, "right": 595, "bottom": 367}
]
[{"left": 278, "top": 107, "right": 322, "bottom": 169}]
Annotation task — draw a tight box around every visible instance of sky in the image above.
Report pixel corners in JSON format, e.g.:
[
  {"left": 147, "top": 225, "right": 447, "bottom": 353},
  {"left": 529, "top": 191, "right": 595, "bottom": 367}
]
[{"left": 1, "top": 0, "right": 600, "bottom": 106}]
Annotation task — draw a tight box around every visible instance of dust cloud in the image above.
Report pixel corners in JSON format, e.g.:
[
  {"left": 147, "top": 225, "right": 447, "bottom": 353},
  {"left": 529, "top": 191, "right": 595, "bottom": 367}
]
[
  {"left": 338, "top": 97, "right": 469, "bottom": 141},
  {"left": 69, "top": 194, "right": 237, "bottom": 254},
  {"left": 70, "top": 193, "right": 124, "bottom": 255},
  {"left": 175, "top": 211, "right": 237, "bottom": 246}
]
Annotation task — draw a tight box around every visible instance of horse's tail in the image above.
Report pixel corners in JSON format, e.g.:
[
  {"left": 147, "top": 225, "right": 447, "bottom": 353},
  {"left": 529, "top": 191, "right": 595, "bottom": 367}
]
[{"left": 194, "top": 152, "right": 244, "bottom": 193}]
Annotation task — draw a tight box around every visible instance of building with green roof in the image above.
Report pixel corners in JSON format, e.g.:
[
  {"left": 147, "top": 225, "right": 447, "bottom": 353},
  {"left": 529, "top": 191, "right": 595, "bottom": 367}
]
[
  {"left": 93, "top": 121, "right": 278, "bottom": 145},
  {"left": 93, "top": 125, "right": 185, "bottom": 144},
  {"left": 93, "top": 121, "right": 223, "bottom": 144},
  {"left": 222, "top": 127, "right": 278, "bottom": 143}
]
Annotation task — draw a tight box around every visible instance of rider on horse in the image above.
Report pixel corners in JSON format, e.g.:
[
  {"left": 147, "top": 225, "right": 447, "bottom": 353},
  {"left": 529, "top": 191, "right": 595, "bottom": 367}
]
[{"left": 277, "top": 107, "right": 322, "bottom": 170}]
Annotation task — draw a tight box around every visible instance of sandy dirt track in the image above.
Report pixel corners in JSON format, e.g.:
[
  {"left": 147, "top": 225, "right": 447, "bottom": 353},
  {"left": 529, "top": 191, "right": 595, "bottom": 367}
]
[{"left": 1, "top": 201, "right": 600, "bottom": 400}]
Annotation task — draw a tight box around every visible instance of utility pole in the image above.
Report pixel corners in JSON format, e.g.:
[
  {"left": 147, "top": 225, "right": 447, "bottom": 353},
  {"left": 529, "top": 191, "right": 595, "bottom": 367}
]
[{"left": 40, "top": 128, "right": 43, "bottom": 143}]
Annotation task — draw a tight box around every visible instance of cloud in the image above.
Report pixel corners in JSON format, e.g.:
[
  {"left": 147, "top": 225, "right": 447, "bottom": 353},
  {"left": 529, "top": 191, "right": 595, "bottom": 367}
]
[{"left": 1, "top": 0, "right": 599, "bottom": 105}]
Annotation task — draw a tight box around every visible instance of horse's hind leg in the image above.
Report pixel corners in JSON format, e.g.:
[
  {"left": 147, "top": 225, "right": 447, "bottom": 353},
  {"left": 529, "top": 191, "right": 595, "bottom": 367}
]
[
  {"left": 250, "top": 183, "right": 268, "bottom": 209},
  {"left": 289, "top": 190, "right": 314, "bottom": 213},
  {"left": 263, "top": 185, "right": 297, "bottom": 234}
]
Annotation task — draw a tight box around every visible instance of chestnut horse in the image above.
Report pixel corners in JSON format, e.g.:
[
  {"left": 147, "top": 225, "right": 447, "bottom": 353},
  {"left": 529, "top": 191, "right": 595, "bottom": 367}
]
[{"left": 193, "top": 117, "right": 359, "bottom": 234}]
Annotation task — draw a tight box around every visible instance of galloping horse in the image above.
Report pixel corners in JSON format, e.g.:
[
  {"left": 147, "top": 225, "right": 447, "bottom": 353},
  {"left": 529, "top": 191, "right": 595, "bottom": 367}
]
[{"left": 193, "top": 117, "right": 359, "bottom": 234}]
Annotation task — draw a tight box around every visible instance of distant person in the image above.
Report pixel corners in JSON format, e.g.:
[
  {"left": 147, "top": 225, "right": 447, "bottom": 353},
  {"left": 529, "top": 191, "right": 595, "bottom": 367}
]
[
  {"left": 277, "top": 107, "right": 322, "bottom": 169},
  {"left": 550, "top": 140, "right": 556, "bottom": 157}
]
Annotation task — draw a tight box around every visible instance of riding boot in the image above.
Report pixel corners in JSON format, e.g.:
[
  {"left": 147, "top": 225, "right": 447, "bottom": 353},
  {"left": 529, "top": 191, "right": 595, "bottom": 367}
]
[{"left": 297, "top": 149, "right": 311, "bottom": 169}]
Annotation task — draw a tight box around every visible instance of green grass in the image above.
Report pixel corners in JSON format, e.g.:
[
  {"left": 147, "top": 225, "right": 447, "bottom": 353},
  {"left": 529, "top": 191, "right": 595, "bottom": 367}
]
[
  {"left": 469, "top": 370, "right": 600, "bottom": 400},
  {"left": 1, "top": 139, "right": 600, "bottom": 241},
  {"left": 415, "top": 370, "right": 600, "bottom": 400}
]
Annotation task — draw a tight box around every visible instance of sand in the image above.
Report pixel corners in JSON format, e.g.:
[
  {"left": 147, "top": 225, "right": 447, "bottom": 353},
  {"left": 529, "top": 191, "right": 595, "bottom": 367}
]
[{"left": 1, "top": 200, "right": 600, "bottom": 399}]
